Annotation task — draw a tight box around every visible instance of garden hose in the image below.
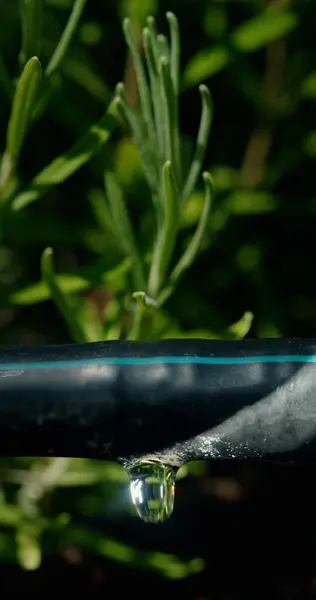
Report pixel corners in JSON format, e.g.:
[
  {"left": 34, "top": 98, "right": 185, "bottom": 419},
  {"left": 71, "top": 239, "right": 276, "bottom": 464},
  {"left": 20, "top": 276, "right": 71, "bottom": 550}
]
[{"left": 1, "top": 338, "right": 316, "bottom": 466}]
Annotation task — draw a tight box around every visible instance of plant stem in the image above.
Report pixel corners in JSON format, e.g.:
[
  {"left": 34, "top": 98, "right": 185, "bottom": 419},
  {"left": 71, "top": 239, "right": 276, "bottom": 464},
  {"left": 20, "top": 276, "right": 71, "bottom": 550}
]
[
  {"left": 123, "top": 18, "right": 155, "bottom": 150},
  {"left": 41, "top": 247, "right": 88, "bottom": 343},
  {"left": 182, "top": 85, "right": 213, "bottom": 204},
  {"left": 45, "top": 0, "right": 88, "bottom": 77},
  {"left": 148, "top": 161, "right": 179, "bottom": 297},
  {"left": 158, "top": 172, "right": 214, "bottom": 305}
]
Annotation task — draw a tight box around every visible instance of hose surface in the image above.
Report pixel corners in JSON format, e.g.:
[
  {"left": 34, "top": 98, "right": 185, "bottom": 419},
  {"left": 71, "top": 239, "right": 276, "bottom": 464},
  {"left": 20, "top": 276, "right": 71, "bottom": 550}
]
[{"left": 1, "top": 338, "right": 316, "bottom": 465}]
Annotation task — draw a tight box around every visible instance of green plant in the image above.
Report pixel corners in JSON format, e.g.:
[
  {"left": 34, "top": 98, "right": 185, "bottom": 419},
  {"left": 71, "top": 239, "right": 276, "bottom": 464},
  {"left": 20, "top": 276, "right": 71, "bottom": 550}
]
[
  {"left": 0, "top": 1, "right": 253, "bottom": 575},
  {"left": 111, "top": 11, "right": 215, "bottom": 339},
  {"left": 0, "top": 4, "right": 251, "bottom": 343},
  {"left": 5, "top": 10, "right": 215, "bottom": 342}
]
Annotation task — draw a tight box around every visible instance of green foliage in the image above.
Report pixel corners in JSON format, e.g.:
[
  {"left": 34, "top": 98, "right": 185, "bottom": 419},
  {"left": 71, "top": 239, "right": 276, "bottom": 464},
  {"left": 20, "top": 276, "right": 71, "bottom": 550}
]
[
  {"left": 231, "top": 9, "right": 298, "bottom": 53},
  {"left": 11, "top": 102, "right": 117, "bottom": 211},
  {"left": 183, "top": 4, "right": 298, "bottom": 88},
  {"left": 0, "top": 56, "right": 42, "bottom": 197},
  {"left": 183, "top": 46, "right": 230, "bottom": 88},
  {"left": 41, "top": 246, "right": 89, "bottom": 342},
  {"left": 0, "top": 3, "right": 218, "bottom": 574},
  {"left": 115, "top": 13, "right": 214, "bottom": 317},
  {"left": 158, "top": 172, "right": 214, "bottom": 305},
  {"left": 45, "top": 0, "right": 88, "bottom": 77},
  {"left": 104, "top": 171, "right": 145, "bottom": 289}
]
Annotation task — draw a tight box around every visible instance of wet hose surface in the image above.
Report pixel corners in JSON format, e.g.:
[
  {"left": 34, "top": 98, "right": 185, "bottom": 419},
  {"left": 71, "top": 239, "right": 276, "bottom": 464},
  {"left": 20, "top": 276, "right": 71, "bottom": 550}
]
[{"left": 1, "top": 338, "right": 316, "bottom": 465}]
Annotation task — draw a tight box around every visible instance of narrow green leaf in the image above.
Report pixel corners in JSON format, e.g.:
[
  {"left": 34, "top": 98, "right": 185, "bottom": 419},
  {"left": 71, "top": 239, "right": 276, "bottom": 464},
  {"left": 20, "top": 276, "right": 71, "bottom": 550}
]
[
  {"left": 62, "top": 525, "right": 205, "bottom": 579},
  {"left": 146, "top": 16, "right": 160, "bottom": 62},
  {"left": 123, "top": 18, "right": 155, "bottom": 147},
  {"left": 166, "top": 12, "right": 181, "bottom": 183},
  {"left": 0, "top": 153, "right": 15, "bottom": 201},
  {"left": 160, "top": 57, "right": 180, "bottom": 182},
  {"left": 9, "top": 258, "right": 131, "bottom": 306},
  {"left": 162, "top": 160, "right": 179, "bottom": 239},
  {"left": 88, "top": 188, "right": 116, "bottom": 236},
  {"left": 104, "top": 171, "right": 146, "bottom": 289},
  {"left": 227, "top": 311, "right": 253, "bottom": 340},
  {"left": 105, "top": 322, "right": 122, "bottom": 341},
  {"left": 232, "top": 9, "right": 298, "bottom": 52},
  {"left": 124, "top": 0, "right": 158, "bottom": 27},
  {"left": 11, "top": 100, "right": 117, "bottom": 211},
  {"left": 61, "top": 56, "right": 111, "bottom": 104},
  {"left": 148, "top": 161, "right": 179, "bottom": 296},
  {"left": 115, "top": 87, "right": 158, "bottom": 195},
  {"left": 41, "top": 247, "right": 88, "bottom": 343},
  {"left": 157, "top": 34, "right": 170, "bottom": 62},
  {"left": 143, "top": 24, "right": 164, "bottom": 161},
  {"left": 183, "top": 11, "right": 297, "bottom": 88},
  {"left": 6, "top": 56, "right": 42, "bottom": 169},
  {"left": 16, "top": 528, "right": 41, "bottom": 571},
  {"left": 183, "top": 46, "right": 230, "bottom": 88},
  {"left": 158, "top": 171, "right": 213, "bottom": 305},
  {"left": 0, "top": 504, "right": 22, "bottom": 527},
  {"left": 11, "top": 273, "right": 91, "bottom": 305},
  {"left": 46, "top": 0, "right": 88, "bottom": 77},
  {"left": 166, "top": 12, "right": 180, "bottom": 96},
  {"left": 225, "top": 190, "right": 277, "bottom": 215},
  {"left": 19, "top": 0, "right": 43, "bottom": 66},
  {"left": 80, "top": 298, "right": 104, "bottom": 342},
  {"left": 182, "top": 85, "right": 212, "bottom": 204},
  {"left": 127, "top": 291, "right": 154, "bottom": 341}
]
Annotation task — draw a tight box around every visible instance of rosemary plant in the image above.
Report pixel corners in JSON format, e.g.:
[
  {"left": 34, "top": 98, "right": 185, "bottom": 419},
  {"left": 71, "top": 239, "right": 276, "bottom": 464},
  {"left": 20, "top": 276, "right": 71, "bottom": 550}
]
[
  {"left": 0, "top": 7, "right": 215, "bottom": 343},
  {"left": 114, "top": 12, "right": 214, "bottom": 337}
]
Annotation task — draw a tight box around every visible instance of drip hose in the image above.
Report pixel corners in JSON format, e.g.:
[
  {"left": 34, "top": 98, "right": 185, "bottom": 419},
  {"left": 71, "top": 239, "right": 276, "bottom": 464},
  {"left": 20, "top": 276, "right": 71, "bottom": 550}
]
[{"left": 1, "top": 338, "right": 316, "bottom": 466}]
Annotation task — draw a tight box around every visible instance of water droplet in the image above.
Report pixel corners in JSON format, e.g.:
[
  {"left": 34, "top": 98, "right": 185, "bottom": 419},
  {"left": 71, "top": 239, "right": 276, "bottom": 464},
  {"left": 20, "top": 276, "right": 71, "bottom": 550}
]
[{"left": 128, "top": 461, "right": 176, "bottom": 524}]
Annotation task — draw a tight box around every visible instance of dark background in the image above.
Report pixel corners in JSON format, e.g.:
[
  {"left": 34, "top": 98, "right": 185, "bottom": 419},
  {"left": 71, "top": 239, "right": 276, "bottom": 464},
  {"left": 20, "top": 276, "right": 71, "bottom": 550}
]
[{"left": 1, "top": 0, "right": 316, "bottom": 598}]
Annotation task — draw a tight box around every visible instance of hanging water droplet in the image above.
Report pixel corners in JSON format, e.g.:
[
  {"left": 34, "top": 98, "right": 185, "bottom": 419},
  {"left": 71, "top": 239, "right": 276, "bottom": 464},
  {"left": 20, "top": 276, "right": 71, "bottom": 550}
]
[{"left": 128, "top": 461, "right": 176, "bottom": 524}]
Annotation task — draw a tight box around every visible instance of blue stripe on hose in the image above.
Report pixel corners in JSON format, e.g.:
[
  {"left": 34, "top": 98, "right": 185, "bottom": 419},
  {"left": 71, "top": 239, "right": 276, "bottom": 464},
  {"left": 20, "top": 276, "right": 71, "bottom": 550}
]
[{"left": 1, "top": 354, "right": 316, "bottom": 370}]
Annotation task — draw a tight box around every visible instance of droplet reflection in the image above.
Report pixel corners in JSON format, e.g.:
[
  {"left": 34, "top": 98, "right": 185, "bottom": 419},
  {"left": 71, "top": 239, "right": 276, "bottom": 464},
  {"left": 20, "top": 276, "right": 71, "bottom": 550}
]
[{"left": 128, "top": 461, "right": 176, "bottom": 524}]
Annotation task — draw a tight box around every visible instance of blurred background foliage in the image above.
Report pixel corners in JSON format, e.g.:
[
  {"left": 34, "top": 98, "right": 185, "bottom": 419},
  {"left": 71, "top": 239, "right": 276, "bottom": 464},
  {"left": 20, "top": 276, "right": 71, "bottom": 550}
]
[{"left": 1, "top": 0, "right": 316, "bottom": 598}]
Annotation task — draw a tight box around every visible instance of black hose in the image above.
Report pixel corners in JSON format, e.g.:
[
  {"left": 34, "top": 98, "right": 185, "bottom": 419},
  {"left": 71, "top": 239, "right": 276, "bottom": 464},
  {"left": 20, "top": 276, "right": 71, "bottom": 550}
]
[{"left": 1, "top": 338, "right": 316, "bottom": 466}]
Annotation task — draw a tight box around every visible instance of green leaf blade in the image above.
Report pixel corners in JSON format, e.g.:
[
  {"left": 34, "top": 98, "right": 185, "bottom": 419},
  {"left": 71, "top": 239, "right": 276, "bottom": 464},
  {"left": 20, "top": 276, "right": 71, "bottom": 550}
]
[
  {"left": 166, "top": 12, "right": 180, "bottom": 96},
  {"left": 123, "top": 18, "right": 155, "bottom": 148},
  {"left": 227, "top": 311, "right": 253, "bottom": 340},
  {"left": 232, "top": 9, "right": 298, "bottom": 53},
  {"left": 148, "top": 161, "right": 179, "bottom": 297},
  {"left": 183, "top": 46, "right": 230, "bottom": 88},
  {"left": 104, "top": 171, "right": 146, "bottom": 289},
  {"left": 6, "top": 56, "right": 42, "bottom": 169},
  {"left": 182, "top": 84, "right": 213, "bottom": 205},
  {"left": 11, "top": 101, "right": 117, "bottom": 211},
  {"left": 41, "top": 247, "right": 88, "bottom": 343},
  {"left": 143, "top": 24, "right": 164, "bottom": 162},
  {"left": 45, "top": 0, "right": 88, "bottom": 77},
  {"left": 8, "top": 259, "right": 131, "bottom": 307},
  {"left": 115, "top": 88, "right": 159, "bottom": 196},
  {"left": 160, "top": 57, "right": 181, "bottom": 184},
  {"left": 158, "top": 171, "right": 213, "bottom": 305}
]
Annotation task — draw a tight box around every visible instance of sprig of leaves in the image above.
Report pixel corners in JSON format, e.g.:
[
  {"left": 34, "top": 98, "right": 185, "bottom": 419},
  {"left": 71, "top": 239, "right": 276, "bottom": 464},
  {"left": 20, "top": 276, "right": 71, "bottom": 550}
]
[
  {"left": 0, "top": 56, "right": 42, "bottom": 198},
  {"left": 1, "top": 8, "right": 250, "bottom": 346},
  {"left": 116, "top": 12, "right": 214, "bottom": 315}
]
